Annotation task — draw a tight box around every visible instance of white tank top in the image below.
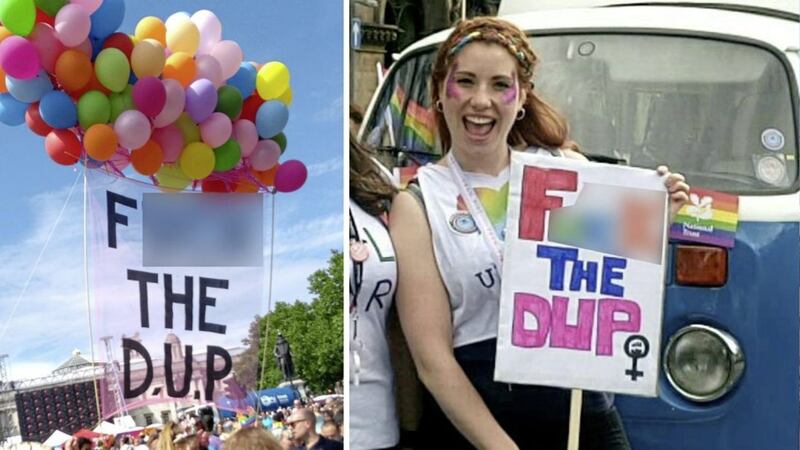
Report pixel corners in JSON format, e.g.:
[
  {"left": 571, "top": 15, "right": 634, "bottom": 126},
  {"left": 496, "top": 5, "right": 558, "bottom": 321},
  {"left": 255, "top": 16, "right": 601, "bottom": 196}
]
[
  {"left": 417, "top": 147, "right": 559, "bottom": 348},
  {"left": 348, "top": 200, "right": 399, "bottom": 450}
]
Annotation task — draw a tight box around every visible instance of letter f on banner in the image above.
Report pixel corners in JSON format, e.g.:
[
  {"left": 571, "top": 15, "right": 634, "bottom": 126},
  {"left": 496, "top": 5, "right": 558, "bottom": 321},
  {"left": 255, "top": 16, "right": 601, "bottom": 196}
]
[{"left": 519, "top": 167, "right": 577, "bottom": 241}]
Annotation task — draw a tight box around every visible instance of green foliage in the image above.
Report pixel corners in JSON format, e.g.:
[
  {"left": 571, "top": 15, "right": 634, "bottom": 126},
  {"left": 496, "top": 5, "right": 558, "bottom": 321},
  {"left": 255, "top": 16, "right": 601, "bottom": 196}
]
[{"left": 237, "top": 251, "right": 343, "bottom": 393}]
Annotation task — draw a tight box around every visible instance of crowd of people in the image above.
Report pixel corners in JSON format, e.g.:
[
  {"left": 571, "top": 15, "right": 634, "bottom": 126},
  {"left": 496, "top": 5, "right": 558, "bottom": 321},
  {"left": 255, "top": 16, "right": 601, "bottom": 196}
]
[{"left": 44, "top": 396, "right": 344, "bottom": 450}]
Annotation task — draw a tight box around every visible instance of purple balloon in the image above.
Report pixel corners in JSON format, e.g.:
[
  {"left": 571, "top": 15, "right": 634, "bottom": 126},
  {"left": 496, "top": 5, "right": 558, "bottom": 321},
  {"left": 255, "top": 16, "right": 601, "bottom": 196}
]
[
  {"left": 274, "top": 159, "right": 308, "bottom": 193},
  {"left": 0, "top": 36, "right": 40, "bottom": 79},
  {"left": 184, "top": 78, "right": 217, "bottom": 123},
  {"left": 132, "top": 76, "right": 167, "bottom": 118}
]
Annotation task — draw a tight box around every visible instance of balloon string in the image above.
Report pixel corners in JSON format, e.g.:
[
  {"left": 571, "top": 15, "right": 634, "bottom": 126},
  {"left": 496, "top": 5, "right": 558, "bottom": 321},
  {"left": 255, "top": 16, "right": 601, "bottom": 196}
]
[
  {"left": 0, "top": 170, "right": 82, "bottom": 345},
  {"left": 258, "top": 193, "right": 277, "bottom": 390},
  {"left": 82, "top": 166, "right": 103, "bottom": 422}
]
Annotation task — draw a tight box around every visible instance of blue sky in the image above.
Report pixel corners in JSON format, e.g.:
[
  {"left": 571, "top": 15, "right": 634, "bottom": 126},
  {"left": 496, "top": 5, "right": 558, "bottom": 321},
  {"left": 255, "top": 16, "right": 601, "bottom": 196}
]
[{"left": 0, "top": 0, "right": 343, "bottom": 380}]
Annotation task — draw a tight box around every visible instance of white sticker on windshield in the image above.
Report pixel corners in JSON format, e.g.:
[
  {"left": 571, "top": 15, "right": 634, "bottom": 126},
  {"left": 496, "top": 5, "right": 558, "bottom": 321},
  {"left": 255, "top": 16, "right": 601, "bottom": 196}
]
[
  {"left": 755, "top": 155, "right": 786, "bottom": 185},
  {"left": 761, "top": 128, "right": 785, "bottom": 151}
]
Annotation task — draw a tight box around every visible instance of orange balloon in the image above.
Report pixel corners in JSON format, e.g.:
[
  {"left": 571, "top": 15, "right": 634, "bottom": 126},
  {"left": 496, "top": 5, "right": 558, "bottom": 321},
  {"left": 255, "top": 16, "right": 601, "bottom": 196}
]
[
  {"left": 71, "top": 71, "right": 111, "bottom": 99},
  {"left": 162, "top": 52, "right": 195, "bottom": 88},
  {"left": 135, "top": 16, "right": 166, "bottom": 47},
  {"left": 84, "top": 124, "right": 118, "bottom": 161},
  {"left": 55, "top": 50, "right": 93, "bottom": 92},
  {"left": 256, "top": 165, "right": 278, "bottom": 187},
  {"left": 0, "top": 26, "right": 12, "bottom": 44},
  {"left": 0, "top": 66, "right": 6, "bottom": 93},
  {"left": 234, "top": 173, "right": 260, "bottom": 193},
  {"left": 131, "top": 139, "right": 164, "bottom": 176}
]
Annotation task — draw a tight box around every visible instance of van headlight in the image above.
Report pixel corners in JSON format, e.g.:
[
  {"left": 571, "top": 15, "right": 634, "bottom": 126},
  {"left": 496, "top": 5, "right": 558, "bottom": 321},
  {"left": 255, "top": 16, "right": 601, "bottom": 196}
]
[{"left": 663, "top": 324, "right": 744, "bottom": 402}]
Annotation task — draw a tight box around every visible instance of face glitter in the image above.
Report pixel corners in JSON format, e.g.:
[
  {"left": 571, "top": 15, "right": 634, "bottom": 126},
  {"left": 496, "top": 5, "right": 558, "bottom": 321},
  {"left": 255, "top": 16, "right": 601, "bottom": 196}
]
[
  {"left": 501, "top": 76, "right": 517, "bottom": 105},
  {"left": 445, "top": 64, "right": 462, "bottom": 99}
]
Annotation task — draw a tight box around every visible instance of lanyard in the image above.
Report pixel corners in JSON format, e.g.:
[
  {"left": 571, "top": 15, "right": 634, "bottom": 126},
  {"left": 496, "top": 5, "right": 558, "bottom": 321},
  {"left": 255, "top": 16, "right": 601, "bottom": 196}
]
[{"left": 446, "top": 151, "right": 506, "bottom": 272}]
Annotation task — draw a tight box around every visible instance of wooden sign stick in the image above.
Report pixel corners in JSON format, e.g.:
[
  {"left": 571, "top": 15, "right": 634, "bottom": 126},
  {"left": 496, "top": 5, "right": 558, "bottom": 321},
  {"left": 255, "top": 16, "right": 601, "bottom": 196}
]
[{"left": 567, "top": 388, "right": 583, "bottom": 450}]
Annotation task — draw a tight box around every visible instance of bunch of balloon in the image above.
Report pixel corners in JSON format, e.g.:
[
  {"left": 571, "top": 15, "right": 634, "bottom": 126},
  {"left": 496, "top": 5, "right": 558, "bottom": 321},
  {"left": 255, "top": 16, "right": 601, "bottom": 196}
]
[{"left": 0, "top": 0, "right": 308, "bottom": 194}]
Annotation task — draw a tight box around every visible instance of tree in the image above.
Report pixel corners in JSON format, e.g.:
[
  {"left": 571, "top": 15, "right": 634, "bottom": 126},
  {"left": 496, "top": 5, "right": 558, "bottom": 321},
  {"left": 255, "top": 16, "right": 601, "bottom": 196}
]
[{"left": 236, "top": 251, "right": 343, "bottom": 393}]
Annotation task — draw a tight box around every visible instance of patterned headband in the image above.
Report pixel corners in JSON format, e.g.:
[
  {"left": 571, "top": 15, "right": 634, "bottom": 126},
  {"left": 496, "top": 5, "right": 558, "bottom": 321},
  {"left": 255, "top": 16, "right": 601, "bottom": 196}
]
[{"left": 447, "top": 30, "right": 532, "bottom": 75}]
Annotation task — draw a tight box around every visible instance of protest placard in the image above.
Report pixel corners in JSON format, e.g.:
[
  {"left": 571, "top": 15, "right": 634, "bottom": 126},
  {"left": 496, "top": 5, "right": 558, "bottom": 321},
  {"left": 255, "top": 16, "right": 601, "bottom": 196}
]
[
  {"left": 87, "top": 170, "right": 264, "bottom": 417},
  {"left": 495, "top": 152, "right": 667, "bottom": 396}
]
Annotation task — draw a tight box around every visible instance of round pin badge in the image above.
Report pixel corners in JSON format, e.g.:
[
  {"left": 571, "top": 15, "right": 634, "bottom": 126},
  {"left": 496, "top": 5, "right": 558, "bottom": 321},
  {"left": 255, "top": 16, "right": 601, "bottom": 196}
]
[
  {"left": 350, "top": 240, "right": 369, "bottom": 262},
  {"left": 449, "top": 212, "right": 478, "bottom": 234},
  {"left": 756, "top": 155, "right": 786, "bottom": 185},
  {"left": 761, "top": 128, "right": 785, "bottom": 151}
]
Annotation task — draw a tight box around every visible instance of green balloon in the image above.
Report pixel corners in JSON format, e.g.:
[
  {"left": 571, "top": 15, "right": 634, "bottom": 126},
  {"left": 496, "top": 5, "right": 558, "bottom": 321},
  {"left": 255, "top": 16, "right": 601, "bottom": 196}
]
[
  {"left": 0, "top": 0, "right": 36, "bottom": 36},
  {"left": 215, "top": 86, "right": 243, "bottom": 120},
  {"left": 273, "top": 132, "right": 287, "bottom": 154},
  {"left": 33, "top": 0, "right": 65, "bottom": 17},
  {"left": 175, "top": 113, "right": 200, "bottom": 143},
  {"left": 95, "top": 48, "right": 131, "bottom": 93},
  {"left": 213, "top": 139, "right": 241, "bottom": 172},
  {"left": 109, "top": 85, "right": 133, "bottom": 122},
  {"left": 77, "top": 90, "right": 110, "bottom": 130}
]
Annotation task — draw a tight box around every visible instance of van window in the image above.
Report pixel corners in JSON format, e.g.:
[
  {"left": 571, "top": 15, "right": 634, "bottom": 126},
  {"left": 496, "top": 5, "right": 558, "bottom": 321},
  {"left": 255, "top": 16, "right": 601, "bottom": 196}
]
[{"left": 365, "top": 33, "right": 797, "bottom": 193}]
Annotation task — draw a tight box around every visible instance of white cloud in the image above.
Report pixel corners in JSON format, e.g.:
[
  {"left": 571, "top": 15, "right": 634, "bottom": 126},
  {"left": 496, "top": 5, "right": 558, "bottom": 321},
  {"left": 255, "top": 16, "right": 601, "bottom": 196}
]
[
  {"left": 312, "top": 96, "right": 343, "bottom": 123},
  {"left": 307, "top": 158, "right": 343, "bottom": 177}
]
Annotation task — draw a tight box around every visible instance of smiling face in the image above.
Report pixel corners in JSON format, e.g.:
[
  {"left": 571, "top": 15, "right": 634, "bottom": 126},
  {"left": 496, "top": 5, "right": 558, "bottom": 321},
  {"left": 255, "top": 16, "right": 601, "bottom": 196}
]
[{"left": 439, "top": 41, "right": 526, "bottom": 161}]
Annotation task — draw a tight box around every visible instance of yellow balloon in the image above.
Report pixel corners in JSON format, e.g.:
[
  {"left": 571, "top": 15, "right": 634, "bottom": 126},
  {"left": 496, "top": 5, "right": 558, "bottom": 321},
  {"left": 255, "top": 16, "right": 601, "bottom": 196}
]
[
  {"left": 256, "top": 61, "right": 290, "bottom": 100},
  {"left": 166, "top": 18, "right": 200, "bottom": 55},
  {"left": 129, "top": 34, "right": 140, "bottom": 45},
  {"left": 156, "top": 163, "right": 192, "bottom": 192},
  {"left": 276, "top": 86, "right": 292, "bottom": 106},
  {"left": 180, "top": 142, "right": 215, "bottom": 180},
  {"left": 135, "top": 16, "right": 166, "bottom": 47},
  {"left": 131, "top": 39, "right": 166, "bottom": 78},
  {"left": 174, "top": 113, "right": 200, "bottom": 143}
]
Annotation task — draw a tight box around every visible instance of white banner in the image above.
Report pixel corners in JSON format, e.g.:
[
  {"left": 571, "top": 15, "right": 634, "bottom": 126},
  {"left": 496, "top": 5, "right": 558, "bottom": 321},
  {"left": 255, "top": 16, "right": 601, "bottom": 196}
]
[
  {"left": 87, "top": 170, "right": 264, "bottom": 417},
  {"left": 495, "top": 152, "right": 667, "bottom": 396}
]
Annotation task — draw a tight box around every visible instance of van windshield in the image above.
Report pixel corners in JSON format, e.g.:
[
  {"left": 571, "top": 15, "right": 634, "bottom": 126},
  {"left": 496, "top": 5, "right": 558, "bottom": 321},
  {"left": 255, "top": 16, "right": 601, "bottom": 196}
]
[{"left": 364, "top": 33, "right": 797, "bottom": 193}]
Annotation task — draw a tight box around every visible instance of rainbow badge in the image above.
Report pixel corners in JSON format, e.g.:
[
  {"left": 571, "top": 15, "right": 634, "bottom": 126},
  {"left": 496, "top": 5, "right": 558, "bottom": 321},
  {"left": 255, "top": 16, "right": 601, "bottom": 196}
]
[{"left": 669, "top": 188, "right": 739, "bottom": 248}]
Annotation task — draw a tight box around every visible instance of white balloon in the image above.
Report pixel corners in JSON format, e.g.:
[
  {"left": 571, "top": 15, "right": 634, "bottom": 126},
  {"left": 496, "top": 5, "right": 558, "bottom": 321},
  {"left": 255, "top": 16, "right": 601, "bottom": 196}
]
[{"left": 191, "top": 10, "right": 222, "bottom": 55}]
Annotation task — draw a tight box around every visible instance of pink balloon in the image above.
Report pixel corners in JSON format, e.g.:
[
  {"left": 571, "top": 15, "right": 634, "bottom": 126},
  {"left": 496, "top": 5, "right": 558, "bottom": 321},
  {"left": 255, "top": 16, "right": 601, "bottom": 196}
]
[
  {"left": 195, "top": 54, "right": 223, "bottom": 87},
  {"left": 71, "top": 38, "right": 93, "bottom": 58},
  {"left": 132, "top": 76, "right": 167, "bottom": 118},
  {"left": 200, "top": 112, "right": 232, "bottom": 148},
  {"left": 69, "top": 0, "right": 102, "bottom": 14},
  {"left": 249, "top": 139, "right": 281, "bottom": 171},
  {"left": 152, "top": 125, "right": 185, "bottom": 163},
  {"left": 233, "top": 119, "right": 258, "bottom": 157},
  {"left": 274, "top": 160, "right": 308, "bottom": 193},
  {"left": 114, "top": 110, "right": 152, "bottom": 150},
  {"left": 55, "top": 4, "right": 91, "bottom": 47},
  {"left": 0, "top": 36, "right": 40, "bottom": 79},
  {"left": 153, "top": 79, "right": 185, "bottom": 128},
  {"left": 107, "top": 146, "right": 131, "bottom": 172},
  {"left": 210, "top": 40, "right": 242, "bottom": 80},
  {"left": 30, "top": 24, "right": 65, "bottom": 74},
  {"left": 191, "top": 10, "right": 222, "bottom": 55}
]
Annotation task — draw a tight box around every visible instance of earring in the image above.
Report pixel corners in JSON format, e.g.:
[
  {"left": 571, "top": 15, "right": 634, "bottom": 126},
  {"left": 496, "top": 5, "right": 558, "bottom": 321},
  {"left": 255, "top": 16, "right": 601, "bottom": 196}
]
[
  {"left": 435, "top": 100, "right": 444, "bottom": 112},
  {"left": 516, "top": 108, "right": 526, "bottom": 120}
]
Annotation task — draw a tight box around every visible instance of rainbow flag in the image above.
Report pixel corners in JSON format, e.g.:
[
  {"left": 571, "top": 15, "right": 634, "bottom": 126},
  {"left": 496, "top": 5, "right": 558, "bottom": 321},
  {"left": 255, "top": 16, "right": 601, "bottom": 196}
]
[
  {"left": 389, "top": 85, "right": 436, "bottom": 153},
  {"left": 669, "top": 188, "right": 739, "bottom": 248}
]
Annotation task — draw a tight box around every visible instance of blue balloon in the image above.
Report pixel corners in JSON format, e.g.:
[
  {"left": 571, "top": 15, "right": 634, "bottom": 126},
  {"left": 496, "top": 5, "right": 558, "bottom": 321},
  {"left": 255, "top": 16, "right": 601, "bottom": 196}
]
[
  {"left": 227, "top": 63, "right": 257, "bottom": 96},
  {"left": 0, "top": 93, "right": 28, "bottom": 126},
  {"left": 89, "top": 0, "right": 125, "bottom": 40},
  {"left": 6, "top": 70, "right": 53, "bottom": 103},
  {"left": 255, "top": 100, "right": 289, "bottom": 139},
  {"left": 39, "top": 91, "right": 77, "bottom": 129}
]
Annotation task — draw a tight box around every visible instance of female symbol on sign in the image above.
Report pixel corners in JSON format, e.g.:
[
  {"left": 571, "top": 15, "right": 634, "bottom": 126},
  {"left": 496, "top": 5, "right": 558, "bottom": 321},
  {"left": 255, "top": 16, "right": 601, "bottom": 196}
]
[{"left": 624, "top": 335, "right": 650, "bottom": 381}]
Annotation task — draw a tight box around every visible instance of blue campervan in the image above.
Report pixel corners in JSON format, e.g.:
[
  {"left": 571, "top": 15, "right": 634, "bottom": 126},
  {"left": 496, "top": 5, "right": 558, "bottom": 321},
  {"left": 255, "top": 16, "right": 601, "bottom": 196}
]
[{"left": 359, "top": 1, "right": 800, "bottom": 448}]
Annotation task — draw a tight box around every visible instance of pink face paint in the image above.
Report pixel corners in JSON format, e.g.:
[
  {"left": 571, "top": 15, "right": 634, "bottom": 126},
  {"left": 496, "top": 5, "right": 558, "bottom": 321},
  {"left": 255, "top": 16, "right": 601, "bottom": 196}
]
[
  {"left": 445, "top": 64, "right": 461, "bottom": 99},
  {"left": 501, "top": 76, "right": 517, "bottom": 104}
]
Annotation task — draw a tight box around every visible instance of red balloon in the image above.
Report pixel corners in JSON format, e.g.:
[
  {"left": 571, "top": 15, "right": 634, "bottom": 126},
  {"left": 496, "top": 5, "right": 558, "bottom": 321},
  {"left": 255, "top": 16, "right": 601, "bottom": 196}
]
[
  {"left": 25, "top": 103, "right": 53, "bottom": 137},
  {"left": 102, "top": 33, "right": 134, "bottom": 60},
  {"left": 240, "top": 95, "right": 264, "bottom": 122},
  {"left": 201, "top": 178, "right": 235, "bottom": 193},
  {"left": 45, "top": 129, "right": 82, "bottom": 166},
  {"left": 35, "top": 8, "right": 55, "bottom": 27}
]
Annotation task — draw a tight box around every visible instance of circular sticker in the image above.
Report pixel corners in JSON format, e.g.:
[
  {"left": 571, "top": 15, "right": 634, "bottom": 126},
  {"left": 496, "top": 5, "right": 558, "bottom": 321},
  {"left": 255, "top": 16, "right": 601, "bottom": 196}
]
[
  {"left": 756, "top": 155, "right": 786, "bottom": 185},
  {"left": 449, "top": 212, "right": 478, "bottom": 234},
  {"left": 350, "top": 240, "right": 369, "bottom": 262},
  {"left": 761, "top": 128, "right": 785, "bottom": 151}
]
